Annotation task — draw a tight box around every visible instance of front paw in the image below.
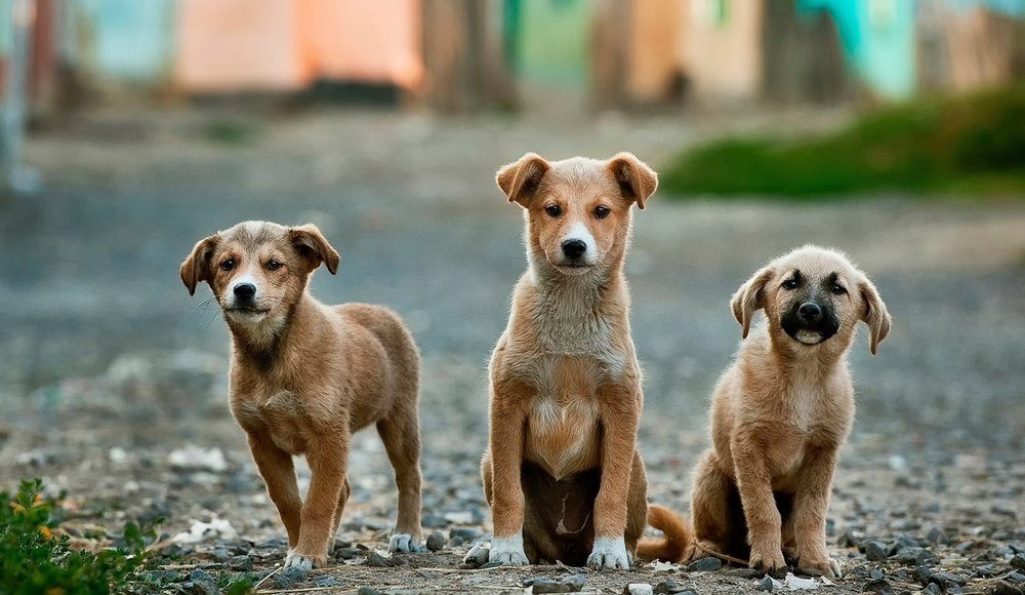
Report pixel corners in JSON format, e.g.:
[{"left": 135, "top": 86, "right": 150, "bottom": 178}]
[
  {"left": 488, "top": 535, "right": 529, "bottom": 566},
  {"left": 797, "top": 555, "right": 841, "bottom": 579},
  {"left": 587, "top": 536, "right": 631, "bottom": 570},
  {"left": 284, "top": 549, "right": 325, "bottom": 570},
  {"left": 749, "top": 544, "right": 787, "bottom": 576},
  {"left": 388, "top": 533, "right": 425, "bottom": 553}
]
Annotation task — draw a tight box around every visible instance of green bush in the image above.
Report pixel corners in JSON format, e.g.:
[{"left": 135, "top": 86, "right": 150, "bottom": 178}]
[{"left": 662, "top": 86, "right": 1025, "bottom": 198}]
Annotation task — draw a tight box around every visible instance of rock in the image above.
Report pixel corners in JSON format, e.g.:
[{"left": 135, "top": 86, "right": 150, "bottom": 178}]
[
  {"left": 986, "top": 581, "right": 1024, "bottom": 595},
  {"left": 1012, "top": 555, "right": 1025, "bottom": 571},
  {"left": 926, "top": 527, "right": 948, "bottom": 546},
  {"left": 523, "top": 574, "right": 586, "bottom": 593},
  {"left": 426, "top": 531, "right": 446, "bottom": 551},
  {"left": 653, "top": 579, "right": 693, "bottom": 594},
  {"left": 462, "top": 542, "right": 490, "bottom": 568},
  {"left": 313, "top": 576, "right": 343, "bottom": 588},
  {"left": 168, "top": 445, "right": 227, "bottom": 472},
  {"left": 977, "top": 564, "right": 1001, "bottom": 577},
  {"left": 183, "top": 569, "right": 218, "bottom": 595},
  {"left": 895, "top": 546, "right": 934, "bottom": 566},
  {"left": 837, "top": 528, "right": 862, "bottom": 548},
  {"left": 863, "top": 577, "right": 892, "bottom": 594},
  {"left": 357, "top": 589, "right": 384, "bottom": 595},
  {"left": 783, "top": 574, "right": 818, "bottom": 591},
  {"left": 930, "top": 571, "right": 967, "bottom": 590},
  {"left": 623, "top": 584, "right": 654, "bottom": 595},
  {"left": 227, "top": 555, "right": 253, "bottom": 571},
  {"left": 755, "top": 575, "right": 775, "bottom": 591},
  {"left": 448, "top": 527, "right": 481, "bottom": 546},
  {"left": 209, "top": 547, "right": 231, "bottom": 562},
  {"left": 914, "top": 564, "right": 934, "bottom": 583},
  {"left": 365, "top": 551, "right": 402, "bottom": 567},
  {"left": 864, "top": 541, "right": 890, "bottom": 562},
  {"left": 923, "top": 583, "right": 942, "bottom": 595},
  {"left": 172, "top": 518, "right": 238, "bottom": 544},
  {"left": 686, "top": 556, "right": 722, "bottom": 572},
  {"left": 272, "top": 567, "right": 309, "bottom": 590},
  {"left": 335, "top": 547, "right": 364, "bottom": 560},
  {"left": 1008, "top": 571, "right": 1025, "bottom": 583}
]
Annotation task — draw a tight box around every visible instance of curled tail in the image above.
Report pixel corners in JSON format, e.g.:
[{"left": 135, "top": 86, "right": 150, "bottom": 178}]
[{"left": 635, "top": 504, "right": 692, "bottom": 563}]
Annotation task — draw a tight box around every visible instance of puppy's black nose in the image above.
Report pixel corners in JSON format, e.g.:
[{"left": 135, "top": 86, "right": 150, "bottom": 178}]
[
  {"left": 234, "top": 283, "right": 256, "bottom": 301},
  {"left": 799, "top": 302, "right": 822, "bottom": 322},
  {"left": 561, "top": 239, "right": 587, "bottom": 260}
]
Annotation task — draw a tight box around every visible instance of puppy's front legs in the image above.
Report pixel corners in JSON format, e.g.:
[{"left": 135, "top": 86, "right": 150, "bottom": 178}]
[
  {"left": 732, "top": 431, "right": 787, "bottom": 574},
  {"left": 247, "top": 434, "right": 302, "bottom": 549},
  {"left": 487, "top": 382, "right": 529, "bottom": 566},
  {"left": 288, "top": 432, "right": 349, "bottom": 570},
  {"left": 793, "top": 446, "right": 841, "bottom": 578},
  {"left": 589, "top": 385, "right": 640, "bottom": 570}
]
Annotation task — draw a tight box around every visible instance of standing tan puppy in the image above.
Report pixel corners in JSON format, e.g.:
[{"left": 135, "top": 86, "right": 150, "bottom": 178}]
[
  {"left": 180, "top": 221, "right": 424, "bottom": 570},
  {"left": 640, "top": 246, "right": 890, "bottom": 578},
  {"left": 477, "top": 153, "right": 659, "bottom": 569}
]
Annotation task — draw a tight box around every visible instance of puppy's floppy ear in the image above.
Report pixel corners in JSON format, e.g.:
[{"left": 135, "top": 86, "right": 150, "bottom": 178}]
[
  {"left": 730, "top": 266, "right": 774, "bottom": 339},
  {"left": 496, "top": 153, "right": 550, "bottom": 207},
  {"left": 608, "top": 152, "right": 658, "bottom": 210},
  {"left": 288, "top": 224, "right": 340, "bottom": 275},
  {"left": 859, "top": 277, "right": 891, "bottom": 355},
  {"left": 180, "top": 235, "right": 219, "bottom": 296}
]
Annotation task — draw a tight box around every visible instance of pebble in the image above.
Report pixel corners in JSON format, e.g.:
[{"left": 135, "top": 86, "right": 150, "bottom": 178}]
[
  {"left": 895, "top": 546, "right": 934, "bottom": 566},
  {"left": 926, "top": 527, "right": 948, "bottom": 545},
  {"left": 227, "top": 555, "right": 253, "bottom": 571},
  {"left": 523, "top": 575, "right": 586, "bottom": 593},
  {"left": 1012, "top": 555, "right": 1025, "bottom": 570},
  {"left": 273, "top": 567, "right": 309, "bottom": 590},
  {"left": 357, "top": 588, "right": 384, "bottom": 595},
  {"left": 754, "top": 575, "right": 775, "bottom": 591},
  {"left": 986, "top": 581, "right": 1025, "bottom": 595},
  {"left": 922, "top": 583, "right": 942, "bottom": 595},
  {"left": 426, "top": 531, "right": 446, "bottom": 551},
  {"left": 653, "top": 579, "right": 693, "bottom": 594},
  {"left": 623, "top": 584, "right": 654, "bottom": 595},
  {"left": 365, "top": 551, "right": 402, "bottom": 567},
  {"left": 686, "top": 556, "right": 723, "bottom": 572},
  {"left": 862, "top": 577, "right": 892, "bottom": 594},
  {"left": 313, "top": 576, "right": 343, "bottom": 588},
  {"left": 865, "top": 541, "right": 890, "bottom": 562},
  {"left": 462, "top": 542, "right": 490, "bottom": 568}
]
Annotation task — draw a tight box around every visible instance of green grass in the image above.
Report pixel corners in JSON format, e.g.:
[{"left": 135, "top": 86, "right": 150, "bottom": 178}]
[
  {"left": 0, "top": 479, "right": 255, "bottom": 594},
  {"left": 662, "top": 86, "right": 1025, "bottom": 199}
]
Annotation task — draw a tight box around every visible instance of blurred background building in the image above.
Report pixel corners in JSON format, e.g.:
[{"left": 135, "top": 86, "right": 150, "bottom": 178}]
[{"left": 2, "top": 0, "right": 1024, "bottom": 116}]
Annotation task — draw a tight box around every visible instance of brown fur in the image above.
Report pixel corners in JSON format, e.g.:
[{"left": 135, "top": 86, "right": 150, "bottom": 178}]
[
  {"left": 180, "top": 221, "right": 424, "bottom": 569},
  {"left": 639, "top": 246, "right": 890, "bottom": 578},
  {"left": 480, "top": 153, "right": 658, "bottom": 569}
]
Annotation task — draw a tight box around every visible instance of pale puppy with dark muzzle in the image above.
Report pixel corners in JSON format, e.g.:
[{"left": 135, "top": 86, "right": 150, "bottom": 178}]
[
  {"left": 180, "top": 221, "right": 425, "bottom": 570},
  {"left": 639, "top": 245, "right": 891, "bottom": 578}
]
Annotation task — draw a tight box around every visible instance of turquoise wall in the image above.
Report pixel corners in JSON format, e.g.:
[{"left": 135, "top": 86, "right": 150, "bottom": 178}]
[{"left": 76, "top": 0, "right": 176, "bottom": 82}]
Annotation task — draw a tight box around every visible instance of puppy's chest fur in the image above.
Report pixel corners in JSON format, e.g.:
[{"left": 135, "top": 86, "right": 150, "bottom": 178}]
[{"left": 231, "top": 383, "right": 321, "bottom": 455}]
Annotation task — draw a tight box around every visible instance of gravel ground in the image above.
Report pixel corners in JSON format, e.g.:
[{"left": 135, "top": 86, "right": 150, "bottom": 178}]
[{"left": 1, "top": 106, "right": 1024, "bottom": 594}]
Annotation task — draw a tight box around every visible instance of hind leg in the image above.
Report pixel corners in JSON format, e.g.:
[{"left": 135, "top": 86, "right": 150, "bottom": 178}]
[
  {"left": 329, "top": 476, "right": 352, "bottom": 540},
  {"left": 625, "top": 451, "right": 648, "bottom": 555},
  {"left": 690, "top": 449, "right": 737, "bottom": 561},
  {"left": 377, "top": 400, "right": 424, "bottom": 553}
]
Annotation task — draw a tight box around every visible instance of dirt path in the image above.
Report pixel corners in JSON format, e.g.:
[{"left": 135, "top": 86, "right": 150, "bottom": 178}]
[{"left": 1, "top": 107, "right": 1024, "bottom": 593}]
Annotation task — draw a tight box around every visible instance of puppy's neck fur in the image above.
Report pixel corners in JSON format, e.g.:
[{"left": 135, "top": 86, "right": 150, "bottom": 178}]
[{"left": 227, "top": 293, "right": 323, "bottom": 370}]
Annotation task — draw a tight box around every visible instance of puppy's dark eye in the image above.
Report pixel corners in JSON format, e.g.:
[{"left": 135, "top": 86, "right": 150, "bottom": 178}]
[
  {"left": 831, "top": 283, "right": 847, "bottom": 295},
  {"left": 544, "top": 204, "right": 562, "bottom": 217},
  {"left": 782, "top": 278, "right": 799, "bottom": 290},
  {"left": 266, "top": 260, "right": 283, "bottom": 271},
  {"left": 594, "top": 205, "right": 611, "bottom": 219},
  {"left": 220, "top": 258, "right": 235, "bottom": 272}
]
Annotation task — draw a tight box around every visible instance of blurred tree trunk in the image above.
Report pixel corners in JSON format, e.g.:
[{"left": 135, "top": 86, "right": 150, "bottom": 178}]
[
  {"left": 590, "top": 0, "right": 630, "bottom": 110},
  {"left": 420, "top": 0, "right": 516, "bottom": 113},
  {"left": 761, "top": 0, "right": 848, "bottom": 104}
]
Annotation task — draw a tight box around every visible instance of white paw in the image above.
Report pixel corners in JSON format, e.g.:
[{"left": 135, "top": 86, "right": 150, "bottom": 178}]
[
  {"left": 388, "top": 533, "right": 425, "bottom": 553},
  {"left": 587, "top": 536, "right": 631, "bottom": 570},
  {"left": 283, "top": 551, "right": 316, "bottom": 571},
  {"left": 488, "top": 534, "right": 529, "bottom": 566}
]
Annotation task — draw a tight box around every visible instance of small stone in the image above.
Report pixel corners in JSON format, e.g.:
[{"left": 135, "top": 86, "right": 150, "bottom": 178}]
[
  {"left": 987, "top": 581, "right": 1025, "bottom": 595},
  {"left": 273, "top": 567, "right": 308, "bottom": 590},
  {"left": 895, "top": 546, "right": 934, "bottom": 566},
  {"left": 462, "top": 542, "right": 490, "bottom": 568},
  {"left": 869, "top": 568, "right": 885, "bottom": 581},
  {"left": 862, "top": 578, "right": 892, "bottom": 594},
  {"left": 838, "top": 528, "right": 862, "bottom": 548},
  {"left": 653, "top": 579, "right": 692, "bottom": 594},
  {"left": 865, "top": 541, "right": 890, "bottom": 562},
  {"left": 914, "top": 564, "right": 934, "bottom": 583},
  {"left": 426, "top": 531, "right": 446, "bottom": 551},
  {"left": 209, "top": 547, "right": 231, "bottom": 562},
  {"left": 1012, "top": 555, "right": 1025, "bottom": 571},
  {"left": 926, "top": 527, "right": 948, "bottom": 545},
  {"left": 335, "top": 547, "right": 363, "bottom": 560},
  {"left": 313, "top": 576, "right": 343, "bottom": 588},
  {"left": 357, "top": 588, "right": 384, "bottom": 595},
  {"left": 523, "top": 575, "right": 586, "bottom": 593},
  {"left": 755, "top": 575, "right": 775, "bottom": 591},
  {"left": 930, "top": 571, "right": 967, "bottom": 589},
  {"left": 365, "top": 551, "right": 402, "bottom": 567},
  {"left": 1008, "top": 571, "right": 1025, "bottom": 583},
  {"left": 623, "top": 584, "right": 654, "bottom": 595},
  {"left": 448, "top": 527, "right": 482, "bottom": 546},
  {"left": 227, "top": 555, "right": 253, "bottom": 571},
  {"left": 686, "top": 556, "right": 723, "bottom": 572},
  {"left": 976, "top": 564, "right": 1000, "bottom": 577},
  {"left": 923, "top": 583, "right": 942, "bottom": 595}
]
